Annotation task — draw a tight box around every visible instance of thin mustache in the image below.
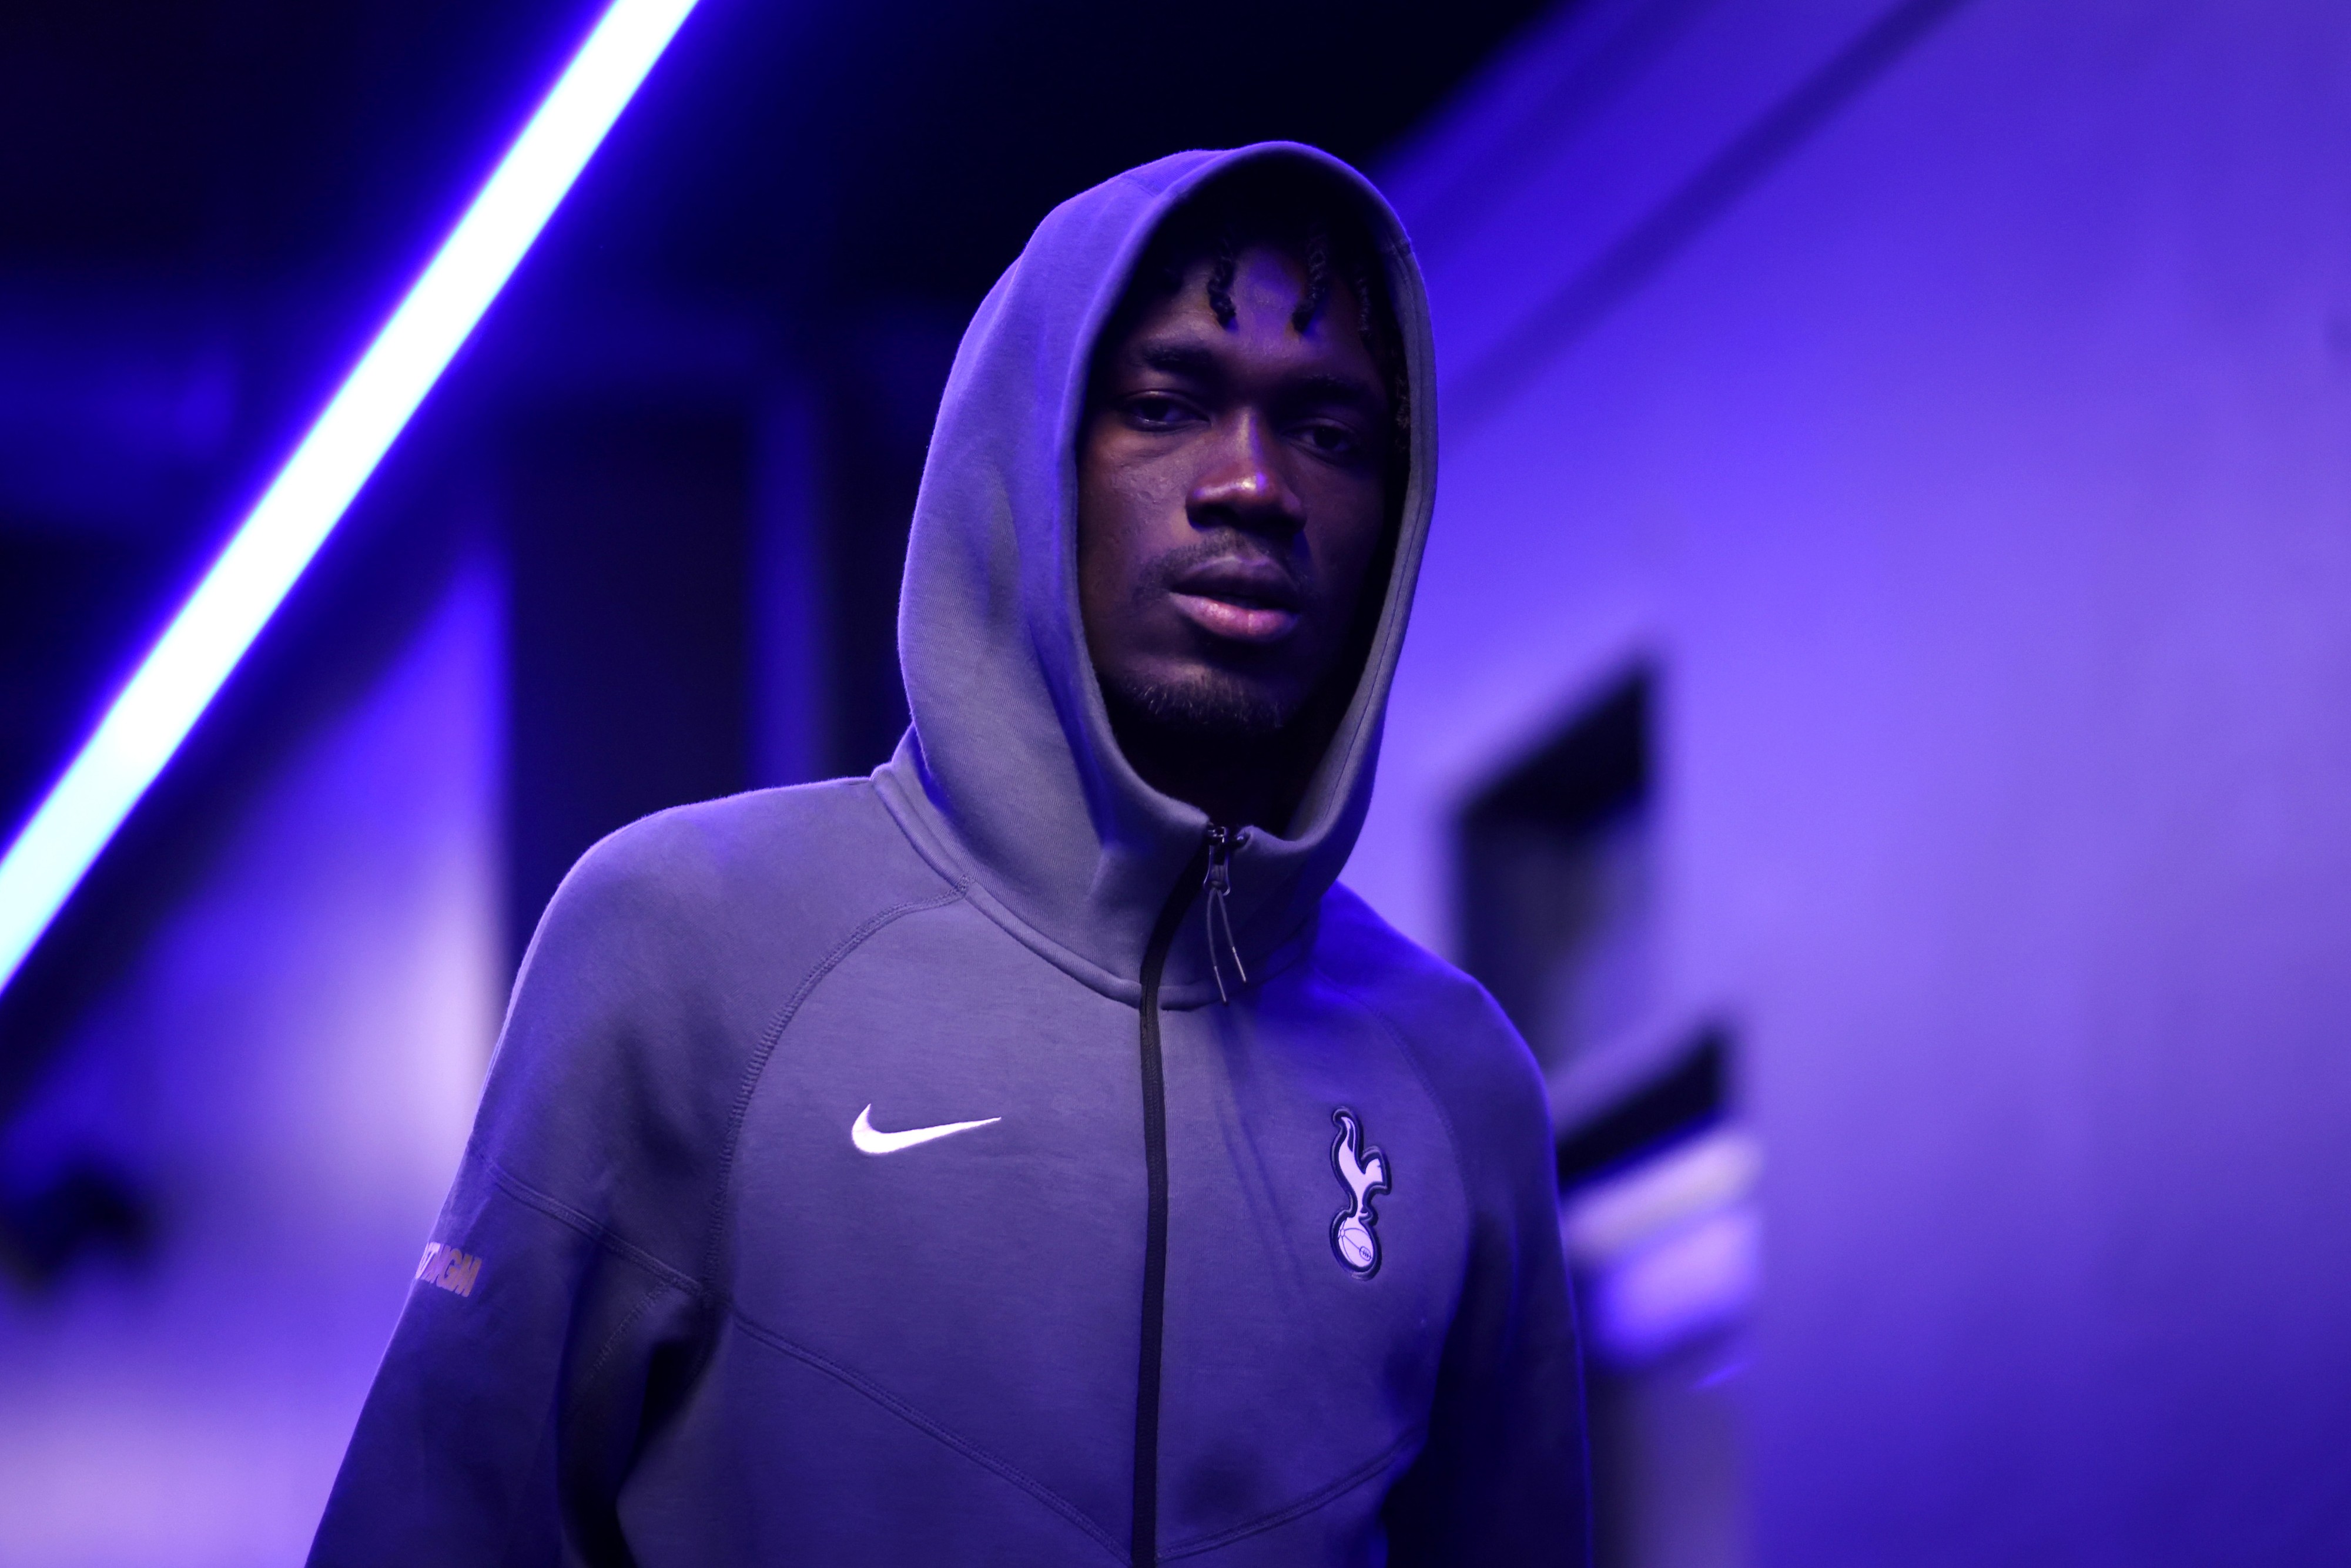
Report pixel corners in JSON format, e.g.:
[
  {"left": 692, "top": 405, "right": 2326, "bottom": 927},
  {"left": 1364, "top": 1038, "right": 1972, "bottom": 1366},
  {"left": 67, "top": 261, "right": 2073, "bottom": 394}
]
[{"left": 1137, "top": 537, "right": 1312, "bottom": 603}]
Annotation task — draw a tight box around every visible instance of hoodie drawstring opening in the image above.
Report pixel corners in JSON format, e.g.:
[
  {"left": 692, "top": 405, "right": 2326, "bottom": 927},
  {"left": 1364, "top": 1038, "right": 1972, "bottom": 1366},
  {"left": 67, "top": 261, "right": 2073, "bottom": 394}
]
[{"left": 1204, "top": 825, "right": 1249, "bottom": 1004}]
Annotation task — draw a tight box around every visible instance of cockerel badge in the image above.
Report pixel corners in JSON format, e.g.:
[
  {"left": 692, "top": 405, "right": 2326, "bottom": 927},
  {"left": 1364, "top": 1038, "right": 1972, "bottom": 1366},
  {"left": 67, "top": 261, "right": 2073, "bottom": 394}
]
[{"left": 1328, "top": 1107, "right": 1392, "bottom": 1277}]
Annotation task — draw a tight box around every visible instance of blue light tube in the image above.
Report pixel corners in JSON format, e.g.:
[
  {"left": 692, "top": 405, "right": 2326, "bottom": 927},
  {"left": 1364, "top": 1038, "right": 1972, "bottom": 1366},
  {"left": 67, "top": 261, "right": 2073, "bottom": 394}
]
[{"left": 0, "top": 0, "right": 702, "bottom": 1000}]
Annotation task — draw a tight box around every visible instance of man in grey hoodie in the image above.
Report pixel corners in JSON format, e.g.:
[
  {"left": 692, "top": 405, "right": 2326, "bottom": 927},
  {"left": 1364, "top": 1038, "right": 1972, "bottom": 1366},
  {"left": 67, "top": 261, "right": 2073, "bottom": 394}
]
[{"left": 312, "top": 143, "right": 1588, "bottom": 1567}]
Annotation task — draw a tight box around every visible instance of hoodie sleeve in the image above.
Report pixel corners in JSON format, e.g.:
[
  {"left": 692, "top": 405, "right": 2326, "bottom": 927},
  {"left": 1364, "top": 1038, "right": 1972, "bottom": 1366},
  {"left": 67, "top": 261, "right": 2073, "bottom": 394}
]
[
  {"left": 306, "top": 1150, "right": 708, "bottom": 1567},
  {"left": 1379, "top": 989, "right": 1594, "bottom": 1567},
  {"left": 310, "top": 782, "right": 957, "bottom": 1566},
  {"left": 309, "top": 812, "right": 759, "bottom": 1567}
]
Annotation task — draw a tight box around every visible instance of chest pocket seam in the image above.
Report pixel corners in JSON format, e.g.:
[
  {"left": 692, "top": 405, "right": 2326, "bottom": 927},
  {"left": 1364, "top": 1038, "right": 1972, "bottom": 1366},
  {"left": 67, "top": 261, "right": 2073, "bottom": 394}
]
[
  {"left": 727, "top": 1307, "right": 1132, "bottom": 1562},
  {"left": 1159, "top": 1422, "right": 1426, "bottom": 1560}
]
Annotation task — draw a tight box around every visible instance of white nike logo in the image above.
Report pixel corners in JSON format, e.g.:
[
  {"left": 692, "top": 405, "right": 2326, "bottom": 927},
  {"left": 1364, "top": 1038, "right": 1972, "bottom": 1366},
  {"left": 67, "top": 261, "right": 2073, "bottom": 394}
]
[{"left": 850, "top": 1104, "right": 1002, "bottom": 1155}]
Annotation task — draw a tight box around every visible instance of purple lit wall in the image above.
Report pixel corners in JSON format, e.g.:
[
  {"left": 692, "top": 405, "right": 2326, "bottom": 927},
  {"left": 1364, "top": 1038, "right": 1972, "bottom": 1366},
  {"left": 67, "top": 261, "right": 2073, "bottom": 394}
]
[
  {"left": 0, "top": 559, "right": 503, "bottom": 1565},
  {"left": 1363, "top": 0, "right": 2351, "bottom": 1560}
]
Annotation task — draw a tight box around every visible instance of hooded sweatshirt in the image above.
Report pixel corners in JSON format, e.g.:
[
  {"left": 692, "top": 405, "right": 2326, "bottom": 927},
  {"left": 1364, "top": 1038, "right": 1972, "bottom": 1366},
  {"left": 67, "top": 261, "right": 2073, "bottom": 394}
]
[{"left": 311, "top": 142, "right": 1588, "bottom": 1568}]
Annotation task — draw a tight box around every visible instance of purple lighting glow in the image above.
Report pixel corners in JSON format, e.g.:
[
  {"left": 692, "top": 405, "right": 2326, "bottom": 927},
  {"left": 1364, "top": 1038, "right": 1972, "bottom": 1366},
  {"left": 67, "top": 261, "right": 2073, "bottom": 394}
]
[{"left": 0, "top": 0, "right": 703, "bottom": 1003}]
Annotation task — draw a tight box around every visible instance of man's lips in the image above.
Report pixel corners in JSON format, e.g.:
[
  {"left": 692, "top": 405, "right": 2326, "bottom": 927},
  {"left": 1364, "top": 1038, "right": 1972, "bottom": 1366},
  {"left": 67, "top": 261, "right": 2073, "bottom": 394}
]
[{"left": 1167, "top": 558, "right": 1304, "bottom": 644}]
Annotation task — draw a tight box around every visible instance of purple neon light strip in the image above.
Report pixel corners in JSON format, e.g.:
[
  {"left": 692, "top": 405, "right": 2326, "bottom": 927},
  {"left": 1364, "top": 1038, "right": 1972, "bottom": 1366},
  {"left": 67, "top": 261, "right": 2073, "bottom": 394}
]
[{"left": 0, "top": 0, "right": 703, "bottom": 999}]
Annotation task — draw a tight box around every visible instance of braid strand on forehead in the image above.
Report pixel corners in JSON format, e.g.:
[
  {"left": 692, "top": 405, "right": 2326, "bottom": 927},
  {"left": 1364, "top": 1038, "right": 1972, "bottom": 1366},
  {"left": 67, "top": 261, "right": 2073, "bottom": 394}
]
[
  {"left": 1291, "top": 225, "right": 1332, "bottom": 333},
  {"left": 1206, "top": 233, "right": 1239, "bottom": 329}
]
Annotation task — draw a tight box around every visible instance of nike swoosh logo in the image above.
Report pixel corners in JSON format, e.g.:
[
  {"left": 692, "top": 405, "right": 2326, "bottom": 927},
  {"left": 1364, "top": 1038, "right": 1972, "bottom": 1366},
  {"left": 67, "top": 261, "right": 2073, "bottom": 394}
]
[{"left": 851, "top": 1104, "right": 1002, "bottom": 1155}]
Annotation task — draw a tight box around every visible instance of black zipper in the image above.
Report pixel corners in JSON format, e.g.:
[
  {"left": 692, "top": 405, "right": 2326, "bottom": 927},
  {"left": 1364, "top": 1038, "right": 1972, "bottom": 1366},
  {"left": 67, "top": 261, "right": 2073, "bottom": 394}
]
[
  {"left": 1202, "top": 825, "right": 1250, "bottom": 1003},
  {"left": 1131, "top": 827, "right": 1235, "bottom": 1566}
]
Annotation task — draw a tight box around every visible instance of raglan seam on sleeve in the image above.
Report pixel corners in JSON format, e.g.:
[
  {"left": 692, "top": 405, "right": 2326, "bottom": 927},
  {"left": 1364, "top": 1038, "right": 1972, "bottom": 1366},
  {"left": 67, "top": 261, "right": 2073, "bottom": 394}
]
[
  {"left": 484, "top": 1155, "right": 706, "bottom": 1299},
  {"left": 697, "top": 883, "right": 973, "bottom": 1286},
  {"left": 1307, "top": 957, "right": 1476, "bottom": 1222},
  {"left": 1158, "top": 1423, "right": 1426, "bottom": 1560}
]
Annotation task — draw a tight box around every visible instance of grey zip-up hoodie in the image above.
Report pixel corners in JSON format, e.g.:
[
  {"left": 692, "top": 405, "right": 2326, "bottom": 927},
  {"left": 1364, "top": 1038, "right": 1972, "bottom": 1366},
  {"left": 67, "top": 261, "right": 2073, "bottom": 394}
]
[{"left": 312, "top": 142, "right": 1588, "bottom": 1567}]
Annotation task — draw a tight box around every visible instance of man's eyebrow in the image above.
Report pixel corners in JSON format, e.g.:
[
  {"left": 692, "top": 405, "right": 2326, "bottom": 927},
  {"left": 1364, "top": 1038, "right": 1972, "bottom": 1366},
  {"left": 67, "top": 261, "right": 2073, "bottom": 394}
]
[
  {"left": 1286, "top": 370, "right": 1386, "bottom": 410},
  {"left": 1135, "top": 341, "right": 1218, "bottom": 377},
  {"left": 1130, "top": 343, "right": 1384, "bottom": 409}
]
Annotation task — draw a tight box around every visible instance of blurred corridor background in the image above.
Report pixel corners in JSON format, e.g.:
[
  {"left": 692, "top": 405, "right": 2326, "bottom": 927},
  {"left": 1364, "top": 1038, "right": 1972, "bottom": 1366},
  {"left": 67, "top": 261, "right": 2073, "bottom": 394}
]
[{"left": 3, "top": 0, "right": 2348, "bottom": 1563}]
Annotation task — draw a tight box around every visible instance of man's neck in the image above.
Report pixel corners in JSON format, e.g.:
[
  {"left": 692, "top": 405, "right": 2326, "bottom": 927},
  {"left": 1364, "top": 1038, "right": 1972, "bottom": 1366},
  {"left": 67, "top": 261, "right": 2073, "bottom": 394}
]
[{"left": 1104, "top": 699, "right": 1318, "bottom": 833}]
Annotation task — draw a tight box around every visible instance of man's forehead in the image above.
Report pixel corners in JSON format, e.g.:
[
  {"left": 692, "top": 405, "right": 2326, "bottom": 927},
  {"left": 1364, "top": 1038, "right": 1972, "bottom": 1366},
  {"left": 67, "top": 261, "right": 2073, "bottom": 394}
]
[
  {"left": 1117, "top": 321, "right": 1382, "bottom": 397},
  {"left": 1110, "top": 253, "right": 1378, "bottom": 376}
]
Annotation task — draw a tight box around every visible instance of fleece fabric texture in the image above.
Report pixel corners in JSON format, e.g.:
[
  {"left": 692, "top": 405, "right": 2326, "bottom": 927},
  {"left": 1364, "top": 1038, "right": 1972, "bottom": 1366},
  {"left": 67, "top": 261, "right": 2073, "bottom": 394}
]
[{"left": 311, "top": 142, "right": 1589, "bottom": 1567}]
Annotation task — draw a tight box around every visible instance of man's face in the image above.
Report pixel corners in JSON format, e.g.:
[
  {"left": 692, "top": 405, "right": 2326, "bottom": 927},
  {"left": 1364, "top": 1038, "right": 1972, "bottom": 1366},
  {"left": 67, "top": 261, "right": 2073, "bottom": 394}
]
[{"left": 1079, "top": 245, "right": 1392, "bottom": 742}]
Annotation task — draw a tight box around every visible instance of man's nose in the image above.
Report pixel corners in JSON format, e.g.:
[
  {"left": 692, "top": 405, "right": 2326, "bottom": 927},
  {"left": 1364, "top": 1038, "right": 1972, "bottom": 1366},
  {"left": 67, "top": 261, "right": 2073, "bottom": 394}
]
[{"left": 1187, "top": 413, "right": 1305, "bottom": 537}]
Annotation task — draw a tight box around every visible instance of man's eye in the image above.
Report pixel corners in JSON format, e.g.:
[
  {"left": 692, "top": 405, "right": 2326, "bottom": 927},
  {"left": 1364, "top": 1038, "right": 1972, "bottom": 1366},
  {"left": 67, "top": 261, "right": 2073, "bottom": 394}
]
[
  {"left": 1127, "top": 395, "right": 1193, "bottom": 427},
  {"left": 1298, "top": 421, "right": 1364, "bottom": 459}
]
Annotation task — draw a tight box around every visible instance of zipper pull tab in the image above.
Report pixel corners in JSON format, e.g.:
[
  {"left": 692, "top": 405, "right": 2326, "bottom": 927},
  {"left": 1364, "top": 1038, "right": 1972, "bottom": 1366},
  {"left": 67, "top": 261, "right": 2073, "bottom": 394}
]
[{"left": 1203, "top": 825, "right": 1250, "bottom": 1004}]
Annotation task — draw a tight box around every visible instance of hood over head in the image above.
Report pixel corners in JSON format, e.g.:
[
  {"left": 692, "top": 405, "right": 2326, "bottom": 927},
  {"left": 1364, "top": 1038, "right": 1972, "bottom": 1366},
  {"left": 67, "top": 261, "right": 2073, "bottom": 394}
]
[{"left": 873, "top": 142, "right": 1438, "bottom": 1009}]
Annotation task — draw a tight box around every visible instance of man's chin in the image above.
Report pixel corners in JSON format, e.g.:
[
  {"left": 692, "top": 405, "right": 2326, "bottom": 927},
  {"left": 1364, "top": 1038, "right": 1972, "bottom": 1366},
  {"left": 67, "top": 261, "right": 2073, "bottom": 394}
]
[{"left": 1103, "top": 668, "right": 1297, "bottom": 743}]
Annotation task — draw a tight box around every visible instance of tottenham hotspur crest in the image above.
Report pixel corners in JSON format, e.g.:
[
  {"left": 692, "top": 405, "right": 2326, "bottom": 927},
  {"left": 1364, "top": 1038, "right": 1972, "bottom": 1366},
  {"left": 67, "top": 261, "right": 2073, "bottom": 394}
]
[{"left": 1328, "top": 1108, "right": 1392, "bottom": 1277}]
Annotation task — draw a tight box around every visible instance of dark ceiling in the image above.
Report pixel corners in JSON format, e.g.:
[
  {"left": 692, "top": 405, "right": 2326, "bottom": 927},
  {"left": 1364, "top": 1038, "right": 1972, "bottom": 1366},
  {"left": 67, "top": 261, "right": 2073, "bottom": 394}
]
[{"left": 3, "top": 0, "right": 1552, "bottom": 300}]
